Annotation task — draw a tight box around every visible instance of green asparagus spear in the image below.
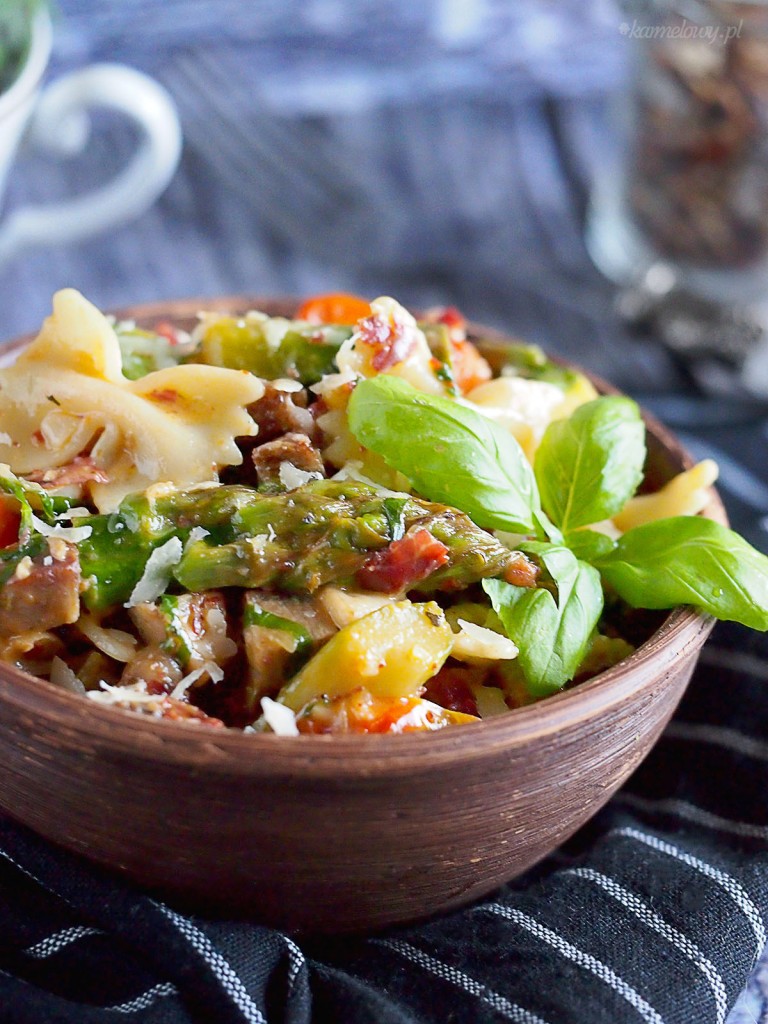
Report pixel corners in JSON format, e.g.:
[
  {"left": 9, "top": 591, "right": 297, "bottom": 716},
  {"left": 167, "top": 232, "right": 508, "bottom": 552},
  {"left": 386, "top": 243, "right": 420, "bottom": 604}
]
[{"left": 77, "top": 480, "right": 517, "bottom": 609}]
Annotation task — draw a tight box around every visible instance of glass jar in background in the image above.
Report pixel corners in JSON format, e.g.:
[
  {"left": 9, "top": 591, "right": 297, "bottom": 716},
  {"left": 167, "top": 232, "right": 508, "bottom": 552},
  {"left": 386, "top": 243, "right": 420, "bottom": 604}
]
[{"left": 587, "top": 0, "right": 768, "bottom": 304}]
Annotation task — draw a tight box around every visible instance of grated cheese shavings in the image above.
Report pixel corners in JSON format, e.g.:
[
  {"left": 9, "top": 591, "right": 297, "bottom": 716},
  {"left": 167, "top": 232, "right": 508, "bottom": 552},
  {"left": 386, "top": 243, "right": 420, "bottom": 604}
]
[
  {"left": 55, "top": 507, "right": 90, "bottom": 520},
  {"left": 125, "top": 536, "right": 183, "bottom": 608},
  {"left": 87, "top": 681, "right": 164, "bottom": 707},
  {"left": 13, "top": 556, "right": 33, "bottom": 581},
  {"left": 30, "top": 513, "right": 92, "bottom": 543},
  {"left": 260, "top": 696, "right": 300, "bottom": 737},
  {"left": 170, "top": 661, "right": 224, "bottom": 700},
  {"left": 278, "top": 462, "right": 322, "bottom": 491}
]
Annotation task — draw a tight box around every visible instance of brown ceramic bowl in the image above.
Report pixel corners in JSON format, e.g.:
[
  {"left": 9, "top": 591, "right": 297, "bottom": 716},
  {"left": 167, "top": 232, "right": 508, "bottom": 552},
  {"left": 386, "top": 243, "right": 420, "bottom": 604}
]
[{"left": 0, "top": 298, "right": 726, "bottom": 933}]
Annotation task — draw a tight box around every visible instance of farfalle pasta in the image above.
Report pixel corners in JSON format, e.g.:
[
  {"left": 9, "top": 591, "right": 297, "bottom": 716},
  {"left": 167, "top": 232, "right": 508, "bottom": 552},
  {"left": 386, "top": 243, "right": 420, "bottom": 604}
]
[{"left": 0, "top": 290, "right": 263, "bottom": 511}]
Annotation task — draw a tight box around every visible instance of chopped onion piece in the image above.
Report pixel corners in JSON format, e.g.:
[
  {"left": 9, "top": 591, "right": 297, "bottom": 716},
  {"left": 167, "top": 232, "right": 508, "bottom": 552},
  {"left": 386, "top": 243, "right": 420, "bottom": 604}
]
[
  {"left": 77, "top": 616, "right": 138, "bottom": 663},
  {"left": 261, "top": 697, "right": 299, "bottom": 737},
  {"left": 471, "top": 684, "right": 510, "bottom": 718},
  {"left": 49, "top": 656, "right": 86, "bottom": 695},
  {"left": 126, "top": 537, "right": 183, "bottom": 608},
  {"left": 452, "top": 619, "right": 518, "bottom": 662},
  {"left": 30, "top": 513, "right": 92, "bottom": 543}
]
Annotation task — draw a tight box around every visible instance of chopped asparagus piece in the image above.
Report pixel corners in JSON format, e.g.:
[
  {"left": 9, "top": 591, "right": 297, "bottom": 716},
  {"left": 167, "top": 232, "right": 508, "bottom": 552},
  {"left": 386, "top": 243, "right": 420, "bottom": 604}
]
[{"left": 198, "top": 315, "right": 351, "bottom": 385}]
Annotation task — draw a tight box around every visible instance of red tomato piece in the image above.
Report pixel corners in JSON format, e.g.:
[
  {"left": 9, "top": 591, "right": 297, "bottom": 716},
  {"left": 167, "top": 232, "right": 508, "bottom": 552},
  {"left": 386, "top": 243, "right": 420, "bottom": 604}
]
[
  {"left": 435, "top": 306, "right": 466, "bottom": 333},
  {"left": 0, "top": 498, "right": 21, "bottom": 549},
  {"left": 357, "top": 312, "right": 416, "bottom": 370},
  {"left": 356, "top": 528, "right": 449, "bottom": 593},
  {"left": 154, "top": 320, "right": 181, "bottom": 345},
  {"left": 297, "top": 293, "right": 372, "bottom": 325},
  {"left": 422, "top": 666, "right": 481, "bottom": 718}
]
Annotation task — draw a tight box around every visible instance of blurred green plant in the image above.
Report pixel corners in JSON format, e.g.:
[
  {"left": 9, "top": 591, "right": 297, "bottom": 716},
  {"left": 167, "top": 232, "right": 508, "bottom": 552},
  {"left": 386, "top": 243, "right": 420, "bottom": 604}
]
[{"left": 0, "top": 0, "right": 44, "bottom": 95}]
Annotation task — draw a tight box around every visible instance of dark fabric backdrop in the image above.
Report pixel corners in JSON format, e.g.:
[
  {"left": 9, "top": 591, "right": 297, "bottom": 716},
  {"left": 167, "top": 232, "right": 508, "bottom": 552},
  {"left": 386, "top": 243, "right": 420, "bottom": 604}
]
[{"left": 0, "top": 3, "right": 766, "bottom": 1022}]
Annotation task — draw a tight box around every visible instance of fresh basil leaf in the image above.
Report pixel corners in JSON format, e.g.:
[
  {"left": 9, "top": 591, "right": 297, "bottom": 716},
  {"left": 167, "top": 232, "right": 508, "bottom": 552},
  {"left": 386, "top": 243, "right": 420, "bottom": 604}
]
[
  {"left": 533, "top": 509, "right": 563, "bottom": 545},
  {"left": 534, "top": 397, "right": 646, "bottom": 532},
  {"left": 564, "top": 528, "right": 617, "bottom": 563},
  {"left": 596, "top": 516, "right": 768, "bottom": 630},
  {"left": 483, "top": 545, "right": 604, "bottom": 695},
  {"left": 348, "top": 376, "right": 541, "bottom": 533}
]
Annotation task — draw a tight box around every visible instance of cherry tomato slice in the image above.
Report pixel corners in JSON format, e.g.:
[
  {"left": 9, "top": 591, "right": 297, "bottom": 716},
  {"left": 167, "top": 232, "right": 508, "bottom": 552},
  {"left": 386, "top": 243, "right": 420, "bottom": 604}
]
[
  {"left": 297, "top": 292, "right": 371, "bottom": 325},
  {"left": 0, "top": 498, "right": 21, "bottom": 549}
]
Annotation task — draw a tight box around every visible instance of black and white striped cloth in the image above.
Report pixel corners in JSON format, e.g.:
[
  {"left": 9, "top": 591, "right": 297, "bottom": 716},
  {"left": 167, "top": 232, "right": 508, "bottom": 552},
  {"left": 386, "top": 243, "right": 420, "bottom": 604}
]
[
  {"left": 1, "top": 621, "right": 767, "bottom": 1023},
  {"left": 1, "top": 1, "right": 768, "bottom": 1020}
]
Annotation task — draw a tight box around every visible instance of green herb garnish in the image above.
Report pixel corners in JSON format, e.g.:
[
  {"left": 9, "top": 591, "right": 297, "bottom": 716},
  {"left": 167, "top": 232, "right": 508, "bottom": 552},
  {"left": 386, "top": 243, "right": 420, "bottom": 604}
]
[
  {"left": 347, "top": 377, "right": 768, "bottom": 697},
  {"left": 348, "top": 376, "right": 542, "bottom": 534},
  {"left": 595, "top": 517, "right": 768, "bottom": 631},
  {"left": 484, "top": 545, "right": 603, "bottom": 695},
  {"left": 534, "top": 397, "right": 646, "bottom": 532}
]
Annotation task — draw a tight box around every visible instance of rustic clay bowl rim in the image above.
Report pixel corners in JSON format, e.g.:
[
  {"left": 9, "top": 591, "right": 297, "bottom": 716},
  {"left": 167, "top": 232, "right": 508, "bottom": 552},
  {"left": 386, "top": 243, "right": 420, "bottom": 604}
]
[{"left": 0, "top": 295, "right": 725, "bottom": 776}]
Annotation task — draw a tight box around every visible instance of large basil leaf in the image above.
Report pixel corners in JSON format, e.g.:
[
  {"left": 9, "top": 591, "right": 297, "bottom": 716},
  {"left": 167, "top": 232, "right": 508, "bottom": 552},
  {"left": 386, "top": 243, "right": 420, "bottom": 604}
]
[
  {"left": 534, "top": 397, "right": 645, "bottom": 531},
  {"left": 348, "top": 376, "right": 541, "bottom": 533},
  {"left": 596, "top": 516, "right": 768, "bottom": 630},
  {"left": 563, "top": 528, "right": 617, "bottom": 563},
  {"left": 483, "top": 544, "right": 604, "bottom": 695}
]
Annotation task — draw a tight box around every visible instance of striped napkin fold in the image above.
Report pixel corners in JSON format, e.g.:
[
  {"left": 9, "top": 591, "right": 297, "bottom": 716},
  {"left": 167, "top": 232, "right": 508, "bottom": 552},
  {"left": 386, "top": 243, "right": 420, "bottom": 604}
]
[{"left": 0, "top": 620, "right": 765, "bottom": 1024}]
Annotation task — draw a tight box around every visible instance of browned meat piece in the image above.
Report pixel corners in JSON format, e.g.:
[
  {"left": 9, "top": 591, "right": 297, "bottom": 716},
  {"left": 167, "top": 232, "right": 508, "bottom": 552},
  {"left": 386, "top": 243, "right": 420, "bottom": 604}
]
[
  {"left": 102, "top": 677, "right": 225, "bottom": 727},
  {"left": 119, "top": 647, "right": 183, "bottom": 693},
  {"left": 129, "top": 591, "right": 236, "bottom": 671},
  {"left": 225, "top": 385, "right": 319, "bottom": 487},
  {"left": 248, "top": 384, "right": 317, "bottom": 444},
  {"left": 154, "top": 697, "right": 225, "bottom": 727},
  {"left": 25, "top": 456, "right": 109, "bottom": 489},
  {"left": 251, "top": 432, "right": 325, "bottom": 489},
  {"left": 0, "top": 543, "right": 81, "bottom": 637}
]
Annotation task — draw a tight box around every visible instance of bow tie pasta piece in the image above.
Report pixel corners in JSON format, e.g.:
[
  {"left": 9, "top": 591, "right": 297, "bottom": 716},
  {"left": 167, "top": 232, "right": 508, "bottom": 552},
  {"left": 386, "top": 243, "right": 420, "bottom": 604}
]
[
  {"left": 15, "top": 287, "right": 126, "bottom": 382},
  {"left": 0, "top": 289, "right": 264, "bottom": 512}
]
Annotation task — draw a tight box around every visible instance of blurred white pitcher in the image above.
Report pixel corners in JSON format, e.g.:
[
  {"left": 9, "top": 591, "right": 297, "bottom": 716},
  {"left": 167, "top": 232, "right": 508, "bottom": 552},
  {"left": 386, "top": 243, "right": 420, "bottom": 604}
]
[{"left": 0, "top": 9, "right": 181, "bottom": 265}]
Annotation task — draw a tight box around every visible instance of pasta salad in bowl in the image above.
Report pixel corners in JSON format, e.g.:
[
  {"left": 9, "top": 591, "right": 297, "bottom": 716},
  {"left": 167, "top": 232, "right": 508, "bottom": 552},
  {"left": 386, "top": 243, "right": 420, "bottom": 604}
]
[
  {"left": 0, "top": 289, "right": 765, "bottom": 737},
  {"left": 0, "top": 289, "right": 763, "bottom": 930}
]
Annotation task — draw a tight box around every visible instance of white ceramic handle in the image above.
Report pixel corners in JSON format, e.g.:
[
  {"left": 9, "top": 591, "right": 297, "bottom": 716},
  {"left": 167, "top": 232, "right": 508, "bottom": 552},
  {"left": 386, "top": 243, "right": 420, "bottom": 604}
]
[{"left": 0, "top": 64, "right": 182, "bottom": 263}]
